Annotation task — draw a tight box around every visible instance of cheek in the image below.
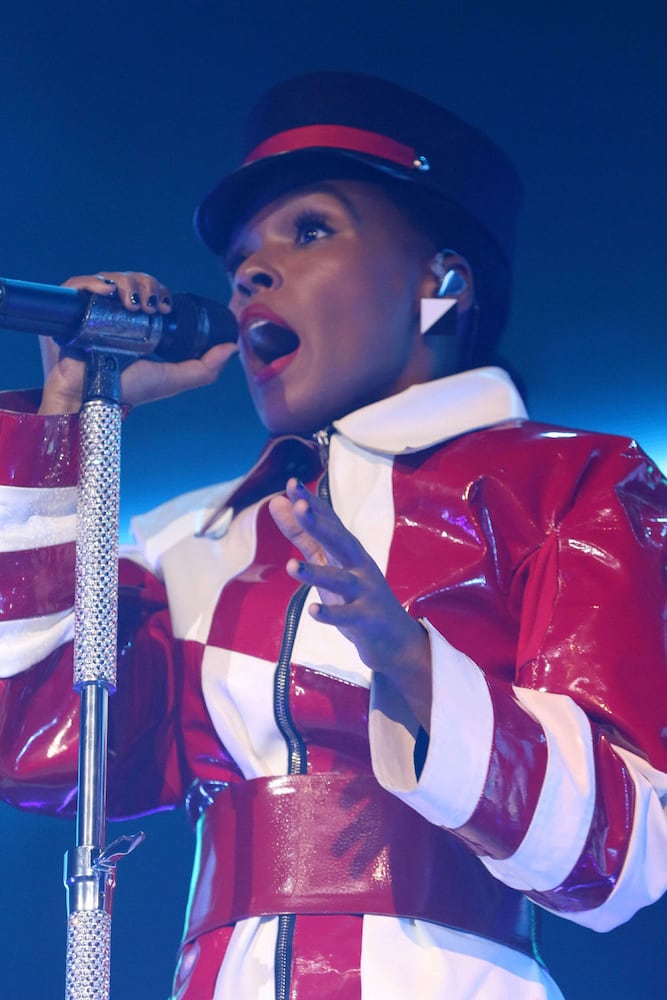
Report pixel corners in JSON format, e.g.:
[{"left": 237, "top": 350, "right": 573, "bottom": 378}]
[
  {"left": 356, "top": 268, "right": 419, "bottom": 356},
  {"left": 362, "top": 243, "right": 418, "bottom": 308},
  {"left": 317, "top": 252, "right": 408, "bottom": 330}
]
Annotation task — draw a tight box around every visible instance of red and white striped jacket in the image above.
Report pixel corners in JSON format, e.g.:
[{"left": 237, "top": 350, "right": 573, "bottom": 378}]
[{"left": 0, "top": 368, "right": 665, "bottom": 999}]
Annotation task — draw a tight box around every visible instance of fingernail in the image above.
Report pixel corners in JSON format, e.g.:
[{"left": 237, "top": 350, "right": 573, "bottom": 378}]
[
  {"left": 101, "top": 278, "right": 116, "bottom": 285},
  {"left": 295, "top": 480, "right": 306, "bottom": 492},
  {"left": 129, "top": 292, "right": 140, "bottom": 305},
  {"left": 147, "top": 294, "right": 158, "bottom": 308},
  {"left": 162, "top": 296, "right": 172, "bottom": 307}
]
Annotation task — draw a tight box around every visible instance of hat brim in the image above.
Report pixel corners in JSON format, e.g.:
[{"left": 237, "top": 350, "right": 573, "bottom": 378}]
[{"left": 194, "top": 147, "right": 429, "bottom": 256}]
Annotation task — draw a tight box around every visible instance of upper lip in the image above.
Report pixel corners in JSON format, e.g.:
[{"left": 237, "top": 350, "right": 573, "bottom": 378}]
[{"left": 238, "top": 304, "right": 292, "bottom": 338}]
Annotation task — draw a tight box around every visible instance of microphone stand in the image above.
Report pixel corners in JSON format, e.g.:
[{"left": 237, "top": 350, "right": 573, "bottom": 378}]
[
  {"left": 0, "top": 274, "right": 235, "bottom": 994},
  {"left": 64, "top": 349, "right": 144, "bottom": 1000}
]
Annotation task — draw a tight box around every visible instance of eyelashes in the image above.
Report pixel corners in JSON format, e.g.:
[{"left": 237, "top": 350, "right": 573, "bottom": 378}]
[
  {"left": 293, "top": 210, "right": 335, "bottom": 245},
  {"left": 226, "top": 207, "right": 337, "bottom": 277}
]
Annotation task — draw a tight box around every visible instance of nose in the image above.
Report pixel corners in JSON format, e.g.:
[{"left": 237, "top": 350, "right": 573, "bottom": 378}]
[{"left": 233, "top": 253, "right": 282, "bottom": 298}]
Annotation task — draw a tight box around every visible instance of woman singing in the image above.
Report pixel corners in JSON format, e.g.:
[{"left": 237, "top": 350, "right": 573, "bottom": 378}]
[{"left": 1, "top": 71, "right": 665, "bottom": 999}]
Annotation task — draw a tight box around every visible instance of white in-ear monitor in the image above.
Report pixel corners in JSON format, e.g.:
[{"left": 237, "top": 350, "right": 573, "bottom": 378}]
[
  {"left": 421, "top": 251, "right": 466, "bottom": 335},
  {"left": 430, "top": 250, "right": 467, "bottom": 297}
]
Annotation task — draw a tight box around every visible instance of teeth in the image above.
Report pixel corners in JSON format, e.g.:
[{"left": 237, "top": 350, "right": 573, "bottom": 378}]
[
  {"left": 246, "top": 318, "right": 270, "bottom": 333},
  {"left": 246, "top": 320, "right": 300, "bottom": 365}
]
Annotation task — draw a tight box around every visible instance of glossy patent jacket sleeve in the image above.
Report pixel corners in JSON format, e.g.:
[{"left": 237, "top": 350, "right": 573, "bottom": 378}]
[
  {"left": 370, "top": 430, "right": 667, "bottom": 931},
  {"left": 0, "top": 393, "right": 183, "bottom": 818}
]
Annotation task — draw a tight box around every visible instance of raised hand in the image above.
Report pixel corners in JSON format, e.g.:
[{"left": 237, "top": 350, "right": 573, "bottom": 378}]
[
  {"left": 269, "top": 478, "right": 433, "bottom": 729},
  {"left": 39, "top": 271, "right": 237, "bottom": 415}
]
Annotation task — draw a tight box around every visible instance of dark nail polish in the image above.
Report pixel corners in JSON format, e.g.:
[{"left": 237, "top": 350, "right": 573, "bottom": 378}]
[
  {"left": 147, "top": 295, "right": 158, "bottom": 308},
  {"left": 101, "top": 278, "right": 116, "bottom": 285},
  {"left": 162, "top": 296, "right": 172, "bottom": 307},
  {"left": 129, "top": 292, "right": 140, "bottom": 305},
  {"left": 295, "top": 480, "right": 306, "bottom": 492}
]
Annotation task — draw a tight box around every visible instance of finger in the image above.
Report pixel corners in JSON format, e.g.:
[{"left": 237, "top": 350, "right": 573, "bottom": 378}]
[
  {"left": 94, "top": 273, "right": 118, "bottom": 289},
  {"left": 157, "top": 284, "right": 173, "bottom": 313},
  {"left": 119, "top": 342, "right": 237, "bottom": 406},
  {"left": 307, "top": 600, "right": 370, "bottom": 628},
  {"left": 269, "top": 494, "right": 326, "bottom": 564},
  {"left": 66, "top": 272, "right": 171, "bottom": 313},
  {"left": 287, "top": 487, "right": 363, "bottom": 567},
  {"left": 61, "top": 273, "right": 121, "bottom": 296},
  {"left": 131, "top": 272, "right": 172, "bottom": 312},
  {"left": 273, "top": 480, "right": 369, "bottom": 570},
  {"left": 110, "top": 272, "right": 149, "bottom": 311},
  {"left": 61, "top": 271, "right": 142, "bottom": 310},
  {"left": 286, "top": 557, "right": 361, "bottom": 603}
]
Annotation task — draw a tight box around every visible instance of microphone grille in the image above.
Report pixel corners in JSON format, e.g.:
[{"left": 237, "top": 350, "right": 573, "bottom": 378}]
[{"left": 158, "top": 294, "right": 238, "bottom": 361}]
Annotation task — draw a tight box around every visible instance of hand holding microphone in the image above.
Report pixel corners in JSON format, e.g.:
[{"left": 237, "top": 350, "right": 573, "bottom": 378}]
[{"left": 0, "top": 271, "right": 239, "bottom": 414}]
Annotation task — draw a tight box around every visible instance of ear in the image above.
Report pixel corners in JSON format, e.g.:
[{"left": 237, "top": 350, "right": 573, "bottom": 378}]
[
  {"left": 420, "top": 250, "right": 475, "bottom": 313},
  {"left": 417, "top": 250, "right": 475, "bottom": 340}
]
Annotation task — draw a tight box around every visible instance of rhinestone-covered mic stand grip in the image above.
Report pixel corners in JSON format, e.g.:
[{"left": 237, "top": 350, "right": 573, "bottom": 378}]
[
  {"left": 73, "top": 396, "right": 121, "bottom": 690},
  {"left": 64, "top": 353, "right": 143, "bottom": 1000}
]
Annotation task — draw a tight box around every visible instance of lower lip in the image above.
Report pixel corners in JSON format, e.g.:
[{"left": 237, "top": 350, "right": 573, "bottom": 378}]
[{"left": 252, "top": 349, "right": 299, "bottom": 386}]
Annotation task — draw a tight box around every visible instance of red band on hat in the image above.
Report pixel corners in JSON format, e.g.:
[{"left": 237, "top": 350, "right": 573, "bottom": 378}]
[{"left": 244, "top": 125, "right": 419, "bottom": 170}]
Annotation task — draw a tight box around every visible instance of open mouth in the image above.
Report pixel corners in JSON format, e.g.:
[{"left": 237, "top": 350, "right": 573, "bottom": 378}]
[{"left": 246, "top": 320, "right": 300, "bottom": 366}]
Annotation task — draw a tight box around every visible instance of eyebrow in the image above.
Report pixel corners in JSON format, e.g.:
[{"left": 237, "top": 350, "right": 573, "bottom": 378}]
[
  {"left": 295, "top": 182, "right": 362, "bottom": 222},
  {"left": 225, "top": 181, "right": 363, "bottom": 267}
]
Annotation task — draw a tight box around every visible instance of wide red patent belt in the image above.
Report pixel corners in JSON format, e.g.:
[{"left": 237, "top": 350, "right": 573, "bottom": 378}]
[{"left": 182, "top": 772, "right": 536, "bottom": 958}]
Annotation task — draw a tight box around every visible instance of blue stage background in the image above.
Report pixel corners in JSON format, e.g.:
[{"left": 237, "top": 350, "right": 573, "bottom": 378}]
[{"left": 1, "top": 1, "right": 665, "bottom": 996}]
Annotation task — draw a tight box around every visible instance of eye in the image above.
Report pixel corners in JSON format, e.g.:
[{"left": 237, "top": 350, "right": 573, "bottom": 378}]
[{"left": 294, "top": 210, "right": 334, "bottom": 245}]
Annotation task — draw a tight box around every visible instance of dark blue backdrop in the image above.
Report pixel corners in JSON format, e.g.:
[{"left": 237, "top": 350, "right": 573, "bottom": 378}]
[{"left": 1, "top": 1, "right": 665, "bottom": 997}]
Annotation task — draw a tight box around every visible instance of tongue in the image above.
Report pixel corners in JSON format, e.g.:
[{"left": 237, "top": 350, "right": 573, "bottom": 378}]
[{"left": 249, "top": 322, "right": 300, "bottom": 365}]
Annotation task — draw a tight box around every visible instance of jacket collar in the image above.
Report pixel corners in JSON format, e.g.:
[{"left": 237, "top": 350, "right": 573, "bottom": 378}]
[
  {"left": 201, "top": 367, "right": 526, "bottom": 537},
  {"left": 332, "top": 366, "right": 527, "bottom": 455}
]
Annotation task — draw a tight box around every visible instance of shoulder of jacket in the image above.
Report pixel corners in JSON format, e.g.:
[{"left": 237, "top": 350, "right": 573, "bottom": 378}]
[{"left": 127, "top": 478, "right": 243, "bottom": 571}]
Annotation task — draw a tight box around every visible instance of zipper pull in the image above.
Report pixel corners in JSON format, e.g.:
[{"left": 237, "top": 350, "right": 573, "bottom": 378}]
[
  {"left": 313, "top": 428, "right": 333, "bottom": 504},
  {"left": 313, "top": 427, "right": 331, "bottom": 467}
]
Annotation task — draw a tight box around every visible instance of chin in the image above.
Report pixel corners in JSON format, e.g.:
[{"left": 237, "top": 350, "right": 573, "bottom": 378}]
[
  {"left": 258, "top": 401, "right": 334, "bottom": 438},
  {"left": 262, "top": 414, "right": 319, "bottom": 438},
  {"left": 256, "top": 384, "right": 376, "bottom": 437}
]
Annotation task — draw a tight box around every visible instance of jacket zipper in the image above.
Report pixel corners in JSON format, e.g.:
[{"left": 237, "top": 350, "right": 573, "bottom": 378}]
[{"left": 273, "top": 428, "right": 331, "bottom": 1000}]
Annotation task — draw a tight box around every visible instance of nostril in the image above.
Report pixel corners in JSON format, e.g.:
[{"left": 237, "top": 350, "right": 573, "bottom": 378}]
[{"left": 251, "top": 272, "right": 273, "bottom": 289}]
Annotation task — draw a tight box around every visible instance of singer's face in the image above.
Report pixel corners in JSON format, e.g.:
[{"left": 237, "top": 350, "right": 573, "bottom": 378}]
[{"left": 225, "top": 180, "right": 438, "bottom": 435}]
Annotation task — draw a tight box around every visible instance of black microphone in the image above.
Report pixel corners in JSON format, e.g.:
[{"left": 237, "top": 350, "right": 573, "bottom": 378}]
[{"left": 0, "top": 277, "right": 238, "bottom": 362}]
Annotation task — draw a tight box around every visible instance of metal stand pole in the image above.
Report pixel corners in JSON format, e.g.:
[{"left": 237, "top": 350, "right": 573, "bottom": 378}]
[{"left": 64, "top": 351, "right": 143, "bottom": 1000}]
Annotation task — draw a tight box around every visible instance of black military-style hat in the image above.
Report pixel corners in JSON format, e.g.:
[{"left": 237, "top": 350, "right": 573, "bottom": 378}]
[{"left": 194, "top": 71, "right": 521, "bottom": 273}]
